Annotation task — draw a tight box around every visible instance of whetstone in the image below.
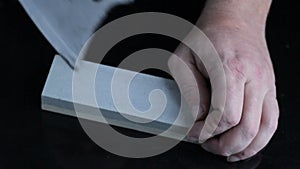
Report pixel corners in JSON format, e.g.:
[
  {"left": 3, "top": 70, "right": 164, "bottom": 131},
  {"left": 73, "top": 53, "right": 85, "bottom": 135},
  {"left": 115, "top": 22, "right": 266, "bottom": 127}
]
[{"left": 42, "top": 55, "right": 196, "bottom": 142}]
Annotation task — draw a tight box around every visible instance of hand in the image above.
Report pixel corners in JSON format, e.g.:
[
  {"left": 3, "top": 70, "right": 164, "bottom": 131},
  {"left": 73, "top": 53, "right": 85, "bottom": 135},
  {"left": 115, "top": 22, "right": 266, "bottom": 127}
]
[{"left": 168, "top": 18, "right": 279, "bottom": 162}]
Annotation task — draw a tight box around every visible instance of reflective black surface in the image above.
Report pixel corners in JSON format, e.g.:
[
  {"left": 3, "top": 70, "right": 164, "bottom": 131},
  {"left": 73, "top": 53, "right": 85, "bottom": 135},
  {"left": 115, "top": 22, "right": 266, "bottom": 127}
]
[{"left": 1, "top": 0, "right": 300, "bottom": 168}]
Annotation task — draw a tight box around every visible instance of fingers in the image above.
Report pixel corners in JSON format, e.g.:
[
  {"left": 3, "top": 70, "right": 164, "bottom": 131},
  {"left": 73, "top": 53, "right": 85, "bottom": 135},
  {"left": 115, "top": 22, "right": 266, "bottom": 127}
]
[
  {"left": 211, "top": 76, "right": 245, "bottom": 135},
  {"left": 201, "top": 81, "right": 265, "bottom": 156},
  {"left": 188, "top": 76, "right": 244, "bottom": 142},
  {"left": 168, "top": 45, "right": 210, "bottom": 120},
  {"left": 187, "top": 120, "right": 205, "bottom": 143},
  {"left": 227, "top": 90, "right": 279, "bottom": 162},
  {"left": 197, "top": 72, "right": 245, "bottom": 142}
]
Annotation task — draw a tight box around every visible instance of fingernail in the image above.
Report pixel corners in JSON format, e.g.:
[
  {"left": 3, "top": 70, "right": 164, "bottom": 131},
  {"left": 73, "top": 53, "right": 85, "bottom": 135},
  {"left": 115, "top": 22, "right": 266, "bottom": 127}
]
[
  {"left": 187, "top": 136, "right": 198, "bottom": 144},
  {"left": 227, "top": 156, "right": 240, "bottom": 162},
  {"left": 198, "top": 131, "right": 209, "bottom": 143},
  {"left": 191, "top": 105, "right": 206, "bottom": 120},
  {"left": 201, "top": 144, "right": 209, "bottom": 151},
  {"left": 198, "top": 136, "right": 207, "bottom": 144},
  {"left": 191, "top": 106, "right": 199, "bottom": 119}
]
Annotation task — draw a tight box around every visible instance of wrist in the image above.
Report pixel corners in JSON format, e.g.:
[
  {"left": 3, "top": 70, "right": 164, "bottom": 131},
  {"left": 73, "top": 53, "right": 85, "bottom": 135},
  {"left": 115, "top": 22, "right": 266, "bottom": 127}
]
[{"left": 197, "top": 0, "right": 272, "bottom": 34}]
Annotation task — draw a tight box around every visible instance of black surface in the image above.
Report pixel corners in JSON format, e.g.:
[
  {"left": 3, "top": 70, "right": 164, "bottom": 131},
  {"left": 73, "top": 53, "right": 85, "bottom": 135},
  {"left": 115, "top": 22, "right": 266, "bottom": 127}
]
[{"left": 1, "top": 0, "right": 300, "bottom": 169}]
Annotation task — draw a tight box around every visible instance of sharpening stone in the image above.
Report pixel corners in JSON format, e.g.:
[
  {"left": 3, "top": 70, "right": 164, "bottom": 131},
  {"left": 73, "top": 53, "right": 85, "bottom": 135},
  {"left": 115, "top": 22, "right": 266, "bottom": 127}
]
[{"left": 42, "top": 55, "right": 196, "bottom": 142}]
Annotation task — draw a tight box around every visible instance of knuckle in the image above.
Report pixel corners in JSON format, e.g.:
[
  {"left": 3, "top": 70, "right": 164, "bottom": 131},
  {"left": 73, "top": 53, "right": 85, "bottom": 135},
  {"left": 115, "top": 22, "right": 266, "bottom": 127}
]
[
  {"left": 251, "top": 59, "right": 275, "bottom": 83},
  {"left": 241, "top": 125, "right": 259, "bottom": 140},
  {"left": 226, "top": 84, "right": 237, "bottom": 95},
  {"left": 268, "top": 85, "right": 277, "bottom": 96},
  {"left": 253, "top": 65, "right": 265, "bottom": 81},
  {"left": 265, "top": 119, "right": 278, "bottom": 132},
  {"left": 219, "top": 113, "right": 240, "bottom": 129},
  {"left": 226, "top": 57, "right": 247, "bottom": 81},
  {"left": 253, "top": 64, "right": 274, "bottom": 83}
]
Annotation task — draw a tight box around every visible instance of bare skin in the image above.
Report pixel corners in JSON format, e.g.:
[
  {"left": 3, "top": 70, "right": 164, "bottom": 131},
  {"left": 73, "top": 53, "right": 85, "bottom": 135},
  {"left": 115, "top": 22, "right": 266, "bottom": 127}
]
[{"left": 168, "top": 0, "right": 279, "bottom": 162}]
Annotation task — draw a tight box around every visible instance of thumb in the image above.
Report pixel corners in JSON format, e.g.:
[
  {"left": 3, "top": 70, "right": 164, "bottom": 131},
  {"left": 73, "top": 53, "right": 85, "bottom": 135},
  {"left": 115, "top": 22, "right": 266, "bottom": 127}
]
[{"left": 168, "top": 44, "right": 210, "bottom": 121}]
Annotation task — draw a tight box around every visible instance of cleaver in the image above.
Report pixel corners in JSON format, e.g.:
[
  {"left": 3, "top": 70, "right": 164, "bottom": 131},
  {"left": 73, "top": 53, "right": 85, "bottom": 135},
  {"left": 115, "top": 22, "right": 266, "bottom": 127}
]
[{"left": 20, "top": 0, "right": 197, "bottom": 143}]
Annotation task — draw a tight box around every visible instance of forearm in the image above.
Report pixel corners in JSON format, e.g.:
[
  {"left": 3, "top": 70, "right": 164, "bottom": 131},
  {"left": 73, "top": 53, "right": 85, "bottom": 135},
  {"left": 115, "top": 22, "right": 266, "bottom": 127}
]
[{"left": 197, "top": 0, "right": 272, "bottom": 32}]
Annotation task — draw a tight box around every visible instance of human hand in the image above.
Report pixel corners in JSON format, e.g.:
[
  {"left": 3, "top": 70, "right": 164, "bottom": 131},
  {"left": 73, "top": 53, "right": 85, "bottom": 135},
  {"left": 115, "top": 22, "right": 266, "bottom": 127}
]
[{"left": 168, "top": 17, "right": 279, "bottom": 162}]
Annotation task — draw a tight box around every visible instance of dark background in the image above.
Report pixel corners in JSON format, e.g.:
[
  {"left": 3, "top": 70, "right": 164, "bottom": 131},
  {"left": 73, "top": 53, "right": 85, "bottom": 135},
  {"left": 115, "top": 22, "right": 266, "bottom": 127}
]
[{"left": 1, "top": 0, "right": 300, "bottom": 169}]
